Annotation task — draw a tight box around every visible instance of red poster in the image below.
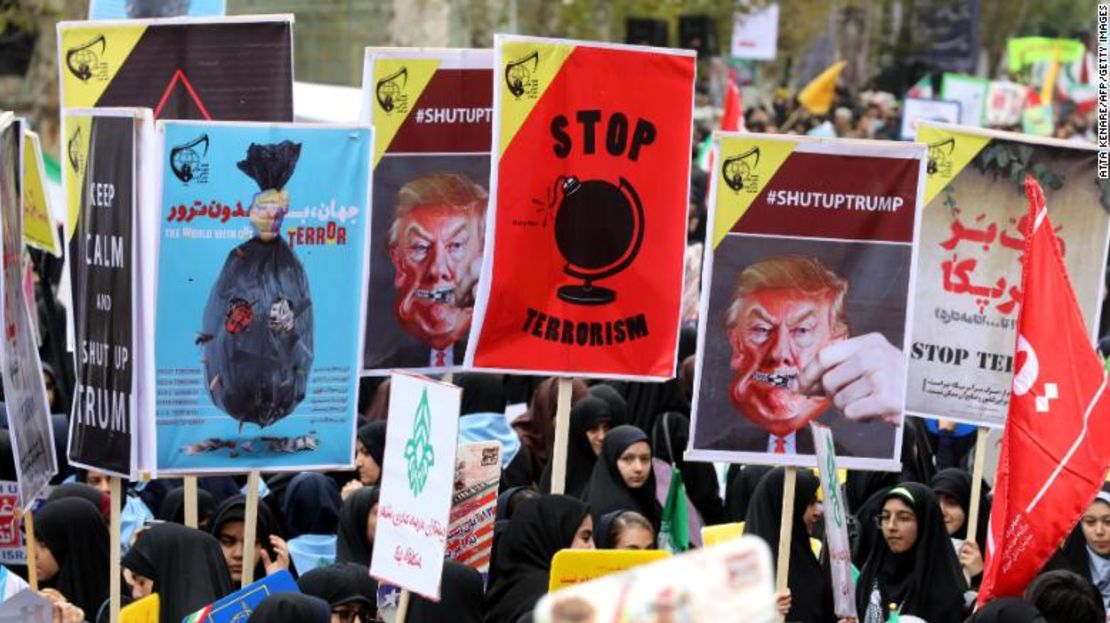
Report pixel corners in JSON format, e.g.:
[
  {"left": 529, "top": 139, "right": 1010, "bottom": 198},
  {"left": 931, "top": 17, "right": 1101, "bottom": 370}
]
[{"left": 466, "top": 36, "right": 696, "bottom": 379}]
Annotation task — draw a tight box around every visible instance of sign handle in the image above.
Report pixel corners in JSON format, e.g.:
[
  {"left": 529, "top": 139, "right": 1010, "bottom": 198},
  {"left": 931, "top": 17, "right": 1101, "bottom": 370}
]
[
  {"left": 110, "top": 477, "right": 122, "bottom": 623},
  {"left": 964, "top": 427, "right": 989, "bottom": 584},
  {"left": 550, "top": 378, "right": 573, "bottom": 495},
  {"left": 23, "top": 508, "right": 37, "bottom": 591},
  {"left": 242, "top": 470, "right": 261, "bottom": 587},
  {"left": 775, "top": 466, "right": 797, "bottom": 623},
  {"left": 184, "top": 476, "right": 199, "bottom": 529},
  {"left": 396, "top": 589, "right": 412, "bottom": 623}
]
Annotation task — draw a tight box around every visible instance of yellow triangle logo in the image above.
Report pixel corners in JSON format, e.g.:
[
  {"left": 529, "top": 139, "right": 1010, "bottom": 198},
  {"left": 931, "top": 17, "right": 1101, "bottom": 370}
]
[
  {"left": 63, "top": 113, "right": 93, "bottom": 243},
  {"left": 59, "top": 23, "right": 148, "bottom": 108},
  {"left": 21, "top": 130, "right": 61, "bottom": 257},
  {"left": 370, "top": 57, "right": 441, "bottom": 169},
  {"left": 916, "top": 124, "right": 993, "bottom": 206},
  {"left": 498, "top": 39, "right": 576, "bottom": 156},
  {"left": 712, "top": 134, "right": 797, "bottom": 248}
]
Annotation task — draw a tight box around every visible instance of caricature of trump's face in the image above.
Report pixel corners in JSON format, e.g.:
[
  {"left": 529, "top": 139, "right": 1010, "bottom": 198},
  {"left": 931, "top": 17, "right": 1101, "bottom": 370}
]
[{"left": 728, "top": 286, "right": 843, "bottom": 437}]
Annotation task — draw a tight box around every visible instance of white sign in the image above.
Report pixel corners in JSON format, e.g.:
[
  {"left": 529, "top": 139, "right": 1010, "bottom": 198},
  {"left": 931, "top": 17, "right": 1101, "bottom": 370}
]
[
  {"left": 986, "top": 81, "right": 1029, "bottom": 127},
  {"left": 900, "top": 98, "right": 961, "bottom": 140},
  {"left": 370, "top": 372, "right": 461, "bottom": 600},
  {"left": 731, "top": 4, "right": 779, "bottom": 61},
  {"left": 0, "top": 481, "right": 50, "bottom": 566},
  {"left": 811, "top": 423, "right": 857, "bottom": 618},
  {"left": 940, "top": 73, "right": 989, "bottom": 127},
  {"left": 0, "top": 589, "right": 52, "bottom": 623}
]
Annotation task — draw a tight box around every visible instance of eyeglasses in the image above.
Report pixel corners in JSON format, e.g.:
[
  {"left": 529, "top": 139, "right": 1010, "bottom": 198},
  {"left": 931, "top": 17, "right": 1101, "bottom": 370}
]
[
  {"left": 332, "top": 607, "right": 370, "bottom": 623},
  {"left": 875, "top": 512, "right": 916, "bottom": 528}
]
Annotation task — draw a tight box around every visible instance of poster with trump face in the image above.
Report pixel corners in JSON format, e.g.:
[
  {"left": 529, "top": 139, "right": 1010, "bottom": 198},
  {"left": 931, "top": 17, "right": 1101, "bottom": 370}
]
[
  {"left": 360, "top": 49, "right": 493, "bottom": 375},
  {"left": 687, "top": 134, "right": 925, "bottom": 471},
  {"left": 465, "top": 36, "right": 696, "bottom": 380}
]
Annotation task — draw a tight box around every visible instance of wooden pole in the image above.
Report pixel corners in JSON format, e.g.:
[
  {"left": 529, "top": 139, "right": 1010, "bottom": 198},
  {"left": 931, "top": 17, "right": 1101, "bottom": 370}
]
[
  {"left": 775, "top": 467, "right": 797, "bottom": 623},
  {"left": 184, "top": 476, "right": 199, "bottom": 529},
  {"left": 110, "top": 478, "right": 121, "bottom": 623},
  {"left": 23, "top": 509, "right": 37, "bottom": 591},
  {"left": 550, "top": 378, "right": 573, "bottom": 495},
  {"left": 964, "top": 427, "right": 989, "bottom": 584},
  {"left": 241, "top": 470, "right": 260, "bottom": 587},
  {"left": 396, "top": 589, "right": 412, "bottom": 623}
]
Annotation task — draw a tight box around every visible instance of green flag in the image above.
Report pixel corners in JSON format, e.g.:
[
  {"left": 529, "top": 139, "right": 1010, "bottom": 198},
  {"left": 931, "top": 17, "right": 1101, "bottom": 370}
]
[{"left": 658, "top": 466, "right": 690, "bottom": 553}]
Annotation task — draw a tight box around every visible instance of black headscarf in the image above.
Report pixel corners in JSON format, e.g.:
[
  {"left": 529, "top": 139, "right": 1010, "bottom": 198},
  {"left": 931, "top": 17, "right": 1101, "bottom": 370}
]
[
  {"left": 209, "top": 494, "right": 280, "bottom": 579},
  {"left": 724, "top": 464, "right": 774, "bottom": 522},
  {"left": 744, "top": 468, "right": 832, "bottom": 623},
  {"left": 930, "top": 467, "right": 991, "bottom": 543},
  {"left": 158, "top": 486, "right": 218, "bottom": 529},
  {"left": 968, "top": 597, "right": 1047, "bottom": 623},
  {"left": 489, "top": 486, "right": 539, "bottom": 589},
  {"left": 47, "top": 482, "right": 107, "bottom": 518},
  {"left": 539, "top": 397, "right": 612, "bottom": 497},
  {"left": 408, "top": 560, "right": 483, "bottom": 623},
  {"left": 248, "top": 593, "right": 330, "bottom": 623},
  {"left": 457, "top": 373, "right": 507, "bottom": 415},
  {"left": 582, "top": 425, "right": 659, "bottom": 529},
  {"left": 297, "top": 562, "right": 375, "bottom": 608},
  {"left": 855, "top": 482, "right": 966, "bottom": 623},
  {"left": 0, "top": 430, "right": 15, "bottom": 481},
  {"left": 282, "top": 473, "right": 341, "bottom": 537},
  {"left": 336, "top": 486, "right": 378, "bottom": 566},
  {"left": 123, "top": 523, "right": 233, "bottom": 623},
  {"left": 484, "top": 495, "right": 590, "bottom": 623},
  {"left": 34, "top": 497, "right": 109, "bottom": 617},
  {"left": 652, "top": 411, "right": 724, "bottom": 526},
  {"left": 589, "top": 384, "right": 628, "bottom": 426},
  {"left": 357, "top": 421, "right": 387, "bottom": 467}
]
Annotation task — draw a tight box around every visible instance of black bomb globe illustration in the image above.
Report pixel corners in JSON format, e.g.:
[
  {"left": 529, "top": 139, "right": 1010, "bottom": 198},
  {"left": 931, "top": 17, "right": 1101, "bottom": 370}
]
[
  {"left": 551, "top": 176, "right": 644, "bottom": 305},
  {"left": 199, "top": 141, "right": 314, "bottom": 429}
]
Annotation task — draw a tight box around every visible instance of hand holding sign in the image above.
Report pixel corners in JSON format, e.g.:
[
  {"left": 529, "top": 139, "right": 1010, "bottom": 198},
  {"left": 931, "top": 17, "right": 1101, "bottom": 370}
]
[{"left": 800, "top": 333, "right": 904, "bottom": 425}]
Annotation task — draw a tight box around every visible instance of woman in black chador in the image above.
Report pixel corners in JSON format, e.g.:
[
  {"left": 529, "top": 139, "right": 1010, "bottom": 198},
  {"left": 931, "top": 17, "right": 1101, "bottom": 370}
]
[{"left": 200, "top": 141, "right": 313, "bottom": 430}]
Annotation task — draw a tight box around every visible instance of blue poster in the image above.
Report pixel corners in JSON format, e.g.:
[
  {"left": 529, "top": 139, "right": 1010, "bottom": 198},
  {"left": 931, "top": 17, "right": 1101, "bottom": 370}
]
[
  {"left": 89, "top": 0, "right": 226, "bottom": 20},
  {"left": 155, "top": 121, "right": 371, "bottom": 473}
]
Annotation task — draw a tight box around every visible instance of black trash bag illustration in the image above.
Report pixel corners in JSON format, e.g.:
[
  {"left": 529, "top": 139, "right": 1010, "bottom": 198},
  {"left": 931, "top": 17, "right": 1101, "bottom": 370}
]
[{"left": 199, "top": 141, "right": 313, "bottom": 429}]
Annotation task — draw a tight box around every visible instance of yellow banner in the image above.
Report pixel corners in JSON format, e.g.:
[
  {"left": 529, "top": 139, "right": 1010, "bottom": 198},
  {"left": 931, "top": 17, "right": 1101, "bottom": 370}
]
[
  {"left": 712, "top": 134, "right": 796, "bottom": 248},
  {"left": 915, "top": 123, "right": 993, "bottom": 206},
  {"left": 498, "top": 39, "right": 575, "bottom": 156},
  {"left": 370, "top": 56, "right": 441, "bottom": 169},
  {"left": 701, "top": 522, "right": 744, "bottom": 547},
  {"left": 548, "top": 548, "right": 669, "bottom": 591},
  {"left": 63, "top": 113, "right": 93, "bottom": 243},
  {"left": 59, "top": 23, "right": 147, "bottom": 108},
  {"left": 21, "top": 130, "right": 61, "bottom": 256}
]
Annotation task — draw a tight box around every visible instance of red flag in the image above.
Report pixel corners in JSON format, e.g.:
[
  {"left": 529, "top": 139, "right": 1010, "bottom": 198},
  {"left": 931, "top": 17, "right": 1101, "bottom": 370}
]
[
  {"left": 977, "top": 176, "right": 1110, "bottom": 604},
  {"left": 721, "top": 76, "right": 743, "bottom": 132}
]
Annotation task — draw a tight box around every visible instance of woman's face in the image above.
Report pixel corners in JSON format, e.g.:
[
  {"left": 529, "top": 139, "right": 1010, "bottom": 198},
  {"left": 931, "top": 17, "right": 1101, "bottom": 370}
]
[
  {"left": 803, "top": 498, "right": 823, "bottom": 536},
  {"left": 355, "top": 441, "right": 381, "bottom": 485},
  {"left": 586, "top": 422, "right": 610, "bottom": 456},
  {"left": 1081, "top": 500, "right": 1110, "bottom": 556},
  {"left": 616, "top": 441, "right": 652, "bottom": 489},
  {"left": 614, "top": 526, "right": 654, "bottom": 550},
  {"left": 217, "top": 520, "right": 263, "bottom": 583},
  {"left": 367, "top": 503, "right": 379, "bottom": 544},
  {"left": 34, "top": 541, "right": 59, "bottom": 582},
  {"left": 937, "top": 492, "right": 966, "bottom": 537},
  {"left": 85, "top": 470, "right": 112, "bottom": 496},
  {"left": 571, "top": 515, "right": 595, "bottom": 550},
  {"left": 880, "top": 497, "right": 918, "bottom": 555},
  {"left": 124, "top": 568, "right": 153, "bottom": 600}
]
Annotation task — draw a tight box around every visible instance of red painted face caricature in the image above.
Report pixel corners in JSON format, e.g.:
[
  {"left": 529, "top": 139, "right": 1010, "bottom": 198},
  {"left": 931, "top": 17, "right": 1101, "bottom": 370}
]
[
  {"left": 388, "top": 173, "right": 487, "bottom": 351},
  {"left": 725, "top": 256, "right": 849, "bottom": 438}
]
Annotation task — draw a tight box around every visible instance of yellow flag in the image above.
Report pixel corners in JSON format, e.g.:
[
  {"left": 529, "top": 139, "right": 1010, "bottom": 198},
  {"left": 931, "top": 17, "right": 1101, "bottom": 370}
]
[
  {"left": 798, "top": 61, "right": 846, "bottom": 115},
  {"left": 1040, "top": 50, "right": 1060, "bottom": 105}
]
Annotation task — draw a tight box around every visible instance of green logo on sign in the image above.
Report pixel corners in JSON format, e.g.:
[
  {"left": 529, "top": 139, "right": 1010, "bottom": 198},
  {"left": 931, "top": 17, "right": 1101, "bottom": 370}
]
[
  {"left": 404, "top": 388, "right": 435, "bottom": 496},
  {"left": 825, "top": 435, "right": 844, "bottom": 528}
]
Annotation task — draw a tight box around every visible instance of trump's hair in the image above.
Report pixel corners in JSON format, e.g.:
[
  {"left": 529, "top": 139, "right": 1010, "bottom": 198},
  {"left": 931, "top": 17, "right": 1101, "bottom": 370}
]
[
  {"left": 723, "top": 255, "right": 850, "bottom": 336},
  {"left": 388, "top": 173, "right": 488, "bottom": 247}
]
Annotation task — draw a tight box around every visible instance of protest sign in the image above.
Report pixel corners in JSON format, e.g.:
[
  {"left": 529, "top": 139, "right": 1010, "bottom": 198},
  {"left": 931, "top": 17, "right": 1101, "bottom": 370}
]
[
  {"left": 58, "top": 15, "right": 292, "bottom": 121},
  {"left": 0, "top": 481, "right": 49, "bottom": 566},
  {"left": 810, "top": 423, "right": 856, "bottom": 618},
  {"left": 371, "top": 372, "right": 461, "bottom": 600},
  {"left": 63, "top": 108, "right": 146, "bottom": 479},
  {"left": 702, "top": 522, "right": 744, "bottom": 547},
  {"left": 907, "top": 123, "right": 1110, "bottom": 427},
  {"left": 152, "top": 121, "right": 372, "bottom": 474},
  {"left": 940, "top": 73, "right": 988, "bottom": 127},
  {"left": 89, "top": 0, "right": 226, "bottom": 19},
  {"left": 900, "top": 98, "right": 961, "bottom": 140},
  {"left": 548, "top": 549, "right": 669, "bottom": 591},
  {"left": 1006, "top": 37, "right": 1086, "bottom": 73},
  {"left": 446, "top": 441, "right": 501, "bottom": 575},
  {"left": 0, "top": 589, "right": 52, "bottom": 623},
  {"left": 465, "top": 35, "right": 696, "bottom": 380},
  {"left": 20, "top": 130, "right": 60, "bottom": 257},
  {"left": 359, "top": 48, "right": 493, "bottom": 375},
  {"left": 0, "top": 119, "right": 56, "bottom": 506},
  {"left": 730, "top": 4, "right": 779, "bottom": 61},
  {"left": 688, "top": 133, "right": 923, "bottom": 471},
  {"left": 534, "top": 536, "right": 775, "bottom": 623},
  {"left": 986, "top": 81, "right": 1029, "bottom": 128},
  {"left": 182, "top": 570, "right": 298, "bottom": 622},
  {"left": 1021, "top": 106, "right": 1054, "bottom": 137}
]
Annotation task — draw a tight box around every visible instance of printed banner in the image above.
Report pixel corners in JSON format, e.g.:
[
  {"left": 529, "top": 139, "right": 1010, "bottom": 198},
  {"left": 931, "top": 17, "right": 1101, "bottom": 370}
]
[
  {"left": 900, "top": 98, "right": 961, "bottom": 141},
  {"left": 465, "top": 35, "right": 697, "bottom": 380},
  {"left": 811, "top": 423, "right": 856, "bottom": 618},
  {"left": 534, "top": 536, "right": 775, "bottom": 623},
  {"left": 1, "top": 119, "right": 57, "bottom": 506},
  {"left": 64, "top": 109, "right": 140, "bottom": 479},
  {"left": 182, "top": 570, "right": 298, "bottom": 622},
  {"left": 548, "top": 549, "right": 669, "bottom": 591},
  {"left": 446, "top": 440, "right": 500, "bottom": 575},
  {"left": 371, "top": 372, "right": 460, "bottom": 600},
  {"left": 58, "top": 15, "right": 292, "bottom": 121},
  {"left": 730, "top": 4, "right": 779, "bottom": 61},
  {"left": 941, "top": 73, "right": 989, "bottom": 127},
  {"left": 689, "top": 134, "right": 924, "bottom": 471},
  {"left": 0, "top": 481, "right": 50, "bottom": 565},
  {"left": 908, "top": 123, "right": 1110, "bottom": 427},
  {"left": 153, "top": 121, "right": 371, "bottom": 473},
  {"left": 0, "top": 590, "right": 52, "bottom": 623},
  {"left": 359, "top": 49, "right": 493, "bottom": 375},
  {"left": 986, "top": 81, "right": 1029, "bottom": 128},
  {"left": 89, "top": 0, "right": 226, "bottom": 19},
  {"left": 20, "top": 130, "right": 60, "bottom": 257}
]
